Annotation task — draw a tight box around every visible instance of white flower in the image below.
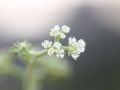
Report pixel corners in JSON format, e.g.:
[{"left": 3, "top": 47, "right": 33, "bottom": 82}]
[
  {"left": 42, "top": 25, "right": 86, "bottom": 60},
  {"left": 62, "top": 25, "right": 70, "bottom": 33},
  {"left": 53, "top": 42, "right": 61, "bottom": 49},
  {"left": 68, "top": 37, "right": 86, "bottom": 60},
  {"left": 68, "top": 37, "right": 77, "bottom": 45},
  {"left": 60, "top": 32, "right": 66, "bottom": 39},
  {"left": 54, "top": 25, "right": 60, "bottom": 30},
  {"left": 48, "top": 47, "right": 55, "bottom": 56},
  {"left": 50, "top": 25, "right": 60, "bottom": 37},
  {"left": 78, "top": 39, "right": 86, "bottom": 53},
  {"left": 50, "top": 25, "right": 70, "bottom": 39},
  {"left": 71, "top": 54, "right": 80, "bottom": 60},
  {"left": 55, "top": 49, "right": 65, "bottom": 58},
  {"left": 42, "top": 40, "right": 52, "bottom": 49},
  {"left": 53, "top": 42, "right": 65, "bottom": 58},
  {"left": 43, "top": 41, "right": 64, "bottom": 58}
]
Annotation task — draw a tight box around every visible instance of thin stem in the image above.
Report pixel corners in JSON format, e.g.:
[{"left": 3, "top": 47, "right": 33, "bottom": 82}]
[
  {"left": 55, "top": 36, "right": 60, "bottom": 42},
  {"left": 23, "top": 50, "right": 47, "bottom": 90},
  {"left": 35, "top": 49, "right": 47, "bottom": 59},
  {"left": 62, "top": 46, "right": 69, "bottom": 52},
  {"left": 23, "top": 64, "right": 39, "bottom": 90}
]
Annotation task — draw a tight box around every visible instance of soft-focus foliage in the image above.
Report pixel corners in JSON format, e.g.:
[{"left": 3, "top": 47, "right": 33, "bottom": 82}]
[
  {"left": 36, "top": 55, "right": 72, "bottom": 80},
  {"left": 0, "top": 53, "right": 12, "bottom": 74}
]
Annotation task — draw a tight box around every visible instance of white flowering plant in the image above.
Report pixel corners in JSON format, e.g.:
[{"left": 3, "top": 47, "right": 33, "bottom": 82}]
[
  {"left": 10, "top": 25, "right": 86, "bottom": 60},
  {"left": 42, "top": 25, "right": 86, "bottom": 60},
  {"left": 4, "top": 25, "right": 86, "bottom": 90}
]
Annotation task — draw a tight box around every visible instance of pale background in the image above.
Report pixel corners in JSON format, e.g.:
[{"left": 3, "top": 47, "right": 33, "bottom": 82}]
[{"left": 0, "top": 0, "right": 120, "bottom": 90}]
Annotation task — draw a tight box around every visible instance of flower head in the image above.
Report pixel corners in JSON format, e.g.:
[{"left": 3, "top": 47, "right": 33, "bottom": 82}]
[
  {"left": 55, "top": 49, "right": 65, "bottom": 58},
  {"left": 53, "top": 42, "right": 61, "bottom": 49},
  {"left": 42, "top": 25, "right": 86, "bottom": 60},
  {"left": 42, "top": 40, "right": 52, "bottom": 49},
  {"left": 78, "top": 39, "right": 86, "bottom": 53},
  {"left": 9, "top": 41, "right": 32, "bottom": 59},
  {"left": 59, "top": 32, "right": 66, "bottom": 39},
  {"left": 50, "top": 25, "right": 60, "bottom": 37},
  {"left": 48, "top": 47, "right": 55, "bottom": 56},
  {"left": 42, "top": 41, "right": 65, "bottom": 58},
  {"left": 50, "top": 25, "right": 70, "bottom": 39},
  {"left": 9, "top": 41, "right": 31, "bottom": 54},
  {"left": 68, "top": 37, "right": 86, "bottom": 60},
  {"left": 62, "top": 25, "right": 70, "bottom": 33}
]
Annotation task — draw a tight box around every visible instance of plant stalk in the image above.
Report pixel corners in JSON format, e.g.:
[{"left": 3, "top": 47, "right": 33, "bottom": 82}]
[{"left": 23, "top": 50, "right": 46, "bottom": 90}]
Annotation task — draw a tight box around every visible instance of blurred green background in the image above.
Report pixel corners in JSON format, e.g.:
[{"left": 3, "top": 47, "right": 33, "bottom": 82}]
[{"left": 0, "top": 0, "right": 120, "bottom": 90}]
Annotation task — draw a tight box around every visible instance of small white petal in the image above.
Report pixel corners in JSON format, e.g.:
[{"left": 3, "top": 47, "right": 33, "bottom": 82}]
[
  {"left": 48, "top": 48, "right": 54, "bottom": 56},
  {"left": 50, "top": 31, "right": 53, "bottom": 36},
  {"left": 56, "top": 53, "right": 64, "bottom": 58},
  {"left": 71, "top": 54, "right": 79, "bottom": 60},
  {"left": 60, "top": 54, "right": 64, "bottom": 58},
  {"left": 62, "top": 25, "right": 70, "bottom": 33},
  {"left": 55, "top": 49, "right": 65, "bottom": 58},
  {"left": 80, "top": 48, "right": 85, "bottom": 53},
  {"left": 42, "top": 40, "right": 52, "bottom": 49},
  {"left": 78, "top": 39, "right": 86, "bottom": 47},
  {"left": 50, "top": 25, "right": 61, "bottom": 37},
  {"left": 77, "top": 39, "right": 86, "bottom": 53},
  {"left": 60, "top": 33, "right": 66, "bottom": 39},
  {"left": 68, "top": 37, "right": 77, "bottom": 44},
  {"left": 50, "top": 29, "right": 60, "bottom": 37},
  {"left": 68, "top": 37, "right": 86, "bottom": 60},
  {"left": 53, "top": 42, "right": 61, "bottom": 49},
  {"left": 54, "top": 25, "right": 60, "bottom": 30}
]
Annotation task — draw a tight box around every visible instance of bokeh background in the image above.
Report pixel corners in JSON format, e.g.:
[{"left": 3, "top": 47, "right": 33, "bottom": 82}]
[{"left": 0, "top": 0, "right": 120, "bottom": 90}]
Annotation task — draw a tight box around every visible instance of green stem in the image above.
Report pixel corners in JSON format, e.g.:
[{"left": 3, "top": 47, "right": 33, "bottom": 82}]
[
  {"left": 23, "top": 50, "right": 47, "bottom": 90},
  {"left": 62, "top": 46, "right": 69, "bottom": 52},
  {"left": 23, "top": 57, "right": 39, "bottom": 90},
  {"left": 55, "top": 36, "right": 60, "bottom": 42},
  {"left": 35, "top": 49, "right": 47, "bottom": 59},
  {"left": 23, "top": 64, "right": 39, "bottom": 90}
]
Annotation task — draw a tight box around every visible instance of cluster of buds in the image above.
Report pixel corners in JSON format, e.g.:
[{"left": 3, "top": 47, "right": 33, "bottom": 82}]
[{"left": 42, "top": 25, "right": 86, "bottom": 60}]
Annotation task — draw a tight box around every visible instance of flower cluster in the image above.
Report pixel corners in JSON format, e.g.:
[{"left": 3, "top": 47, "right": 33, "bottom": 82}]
[
  {"left": 50, "top": 25, "right": 70, "bottom": 39},
  {"left": 68, "top": 37, "right": 86, "bottom": 60},
  {"left": 9, "top": 41, "right": 31, "bottom": 55},
  {"left": 42, "top": 41, "right": 64, "bottom": 58},
  {"left": 42, "top": 25, "right": 86, "bottom": 60}
]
